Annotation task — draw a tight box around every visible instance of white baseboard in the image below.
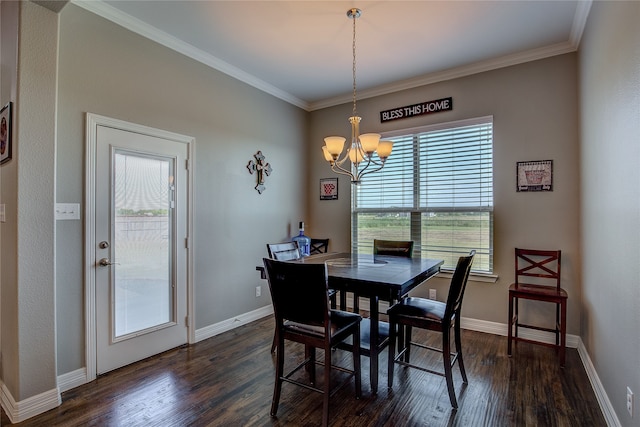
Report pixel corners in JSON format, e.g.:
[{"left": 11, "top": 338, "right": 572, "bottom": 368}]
[
  {"left": 460, "top": 316, "right": 580, "bottom": 348},
  {"left": 194, "top": 305, "right": 274, "bottom": 342},
  {"left": 577, "top": 341, "right": 621, "bottom": 427},
  {"left": 57, "top": 368, "right": 88, "bottom": 393},
  {"left": 0, "top": 381, "right": 60, "bottom": 424},
  {"left": 2, "top": 305, "right": 616, "bottom": 426}
]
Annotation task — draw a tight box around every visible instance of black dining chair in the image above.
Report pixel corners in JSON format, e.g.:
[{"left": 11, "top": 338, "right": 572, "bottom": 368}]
[
  {"left": 267, "top": 241, "right": 302, "bottom": 260},
  {"left": 266, "top": 242, "right": 337, "bottom": 353},
  {"left": 352, "top": 239, "right": 415, "bottom": 313},
  {"left": 373, "top": 239, "right": 414, "bottom": 258},
  {"left": 387, "top": 250, "right": 475, "bottom": 409},
  {"left": 310, "top": 238, "right": 330, "bottom": 254},
  {"left": 263, "top": 258, "right": 362, "bottom": 427}
]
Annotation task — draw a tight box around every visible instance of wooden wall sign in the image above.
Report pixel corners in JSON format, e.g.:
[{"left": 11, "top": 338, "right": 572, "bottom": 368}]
[{"left": 380, "top": 97, "right": 452, "bottom": 123}]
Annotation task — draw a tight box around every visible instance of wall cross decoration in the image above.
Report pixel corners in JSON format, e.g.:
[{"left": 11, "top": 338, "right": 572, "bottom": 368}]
[{"left": 246, "top": 151, "right": 272, "bottom": 194}]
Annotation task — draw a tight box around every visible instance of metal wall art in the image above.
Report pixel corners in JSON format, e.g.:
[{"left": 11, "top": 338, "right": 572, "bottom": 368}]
[{"left": 246, "top": 151, "right": 272, "bottom": 194}]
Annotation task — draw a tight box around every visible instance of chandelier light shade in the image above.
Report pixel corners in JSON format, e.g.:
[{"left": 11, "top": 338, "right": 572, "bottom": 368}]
[{"left": 322, "top": 8, "right": 393, "bottom": 185}]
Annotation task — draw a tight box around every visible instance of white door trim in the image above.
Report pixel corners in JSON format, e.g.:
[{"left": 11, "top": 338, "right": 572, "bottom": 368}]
[{"left": 84, "top": 113, "right": 195, "bottom": 382}]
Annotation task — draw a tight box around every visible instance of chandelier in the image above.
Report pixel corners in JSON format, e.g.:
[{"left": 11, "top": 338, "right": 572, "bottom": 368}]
[{"left": 321, "top": 8, "right": 393, "bottom": 185}]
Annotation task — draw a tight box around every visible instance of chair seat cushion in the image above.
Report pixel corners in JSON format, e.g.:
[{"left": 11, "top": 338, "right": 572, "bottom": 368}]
[
  {"left": 509, "top": 282, "right": 568, "bottom": 298},
  {"left": 387, "top": 297, "right": 446, "bottom": 321},
  {"left": 284, "top": 310, "right": 361, "bottom": 338}
]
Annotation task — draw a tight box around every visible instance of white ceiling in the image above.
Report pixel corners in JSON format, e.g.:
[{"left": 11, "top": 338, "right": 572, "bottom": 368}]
[{"left": 73, "top": 1, "right": 592, "bottom": 111}]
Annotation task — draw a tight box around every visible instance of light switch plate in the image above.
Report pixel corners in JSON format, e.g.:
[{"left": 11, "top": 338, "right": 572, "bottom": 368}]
[
  {"left": 55, "top": 203, "right": 80, "bottom": 220},
  {"left": 0, "top": 204, "right": 5, "bottom": 222}
]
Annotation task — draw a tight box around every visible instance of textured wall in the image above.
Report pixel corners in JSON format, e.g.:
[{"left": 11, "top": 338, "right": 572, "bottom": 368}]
[
  {"left": 0, "top": 1, "right": 58, "bottom": 403},
  {"left": 56, "top": 4, "right": 308, "bottom": 374},
  {"left": 309, "top": 54, "right": 581, "bottom": 333},
  {"left": 579, "top": 2, "right": 640, "bottom": 425}
]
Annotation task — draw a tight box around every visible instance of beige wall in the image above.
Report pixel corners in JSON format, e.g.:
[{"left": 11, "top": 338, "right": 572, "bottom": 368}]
[
  {"left": 55, "top": 4, "right": 309, "bottom": 374},
  {"left": 309, "top": 54, "right": 581, "bottom": 332},
  {"left": 579, "top": 2, "right": 640, "bottom": 426},
  {"left": 4, "top": 2, "right": 639, "bottom": 425},
  {"left": 0, "top": 0, "right": 58, "bottom": 403}
]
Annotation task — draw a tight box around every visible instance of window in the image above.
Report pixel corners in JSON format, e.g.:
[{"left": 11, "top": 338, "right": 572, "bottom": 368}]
[{"left": 352, "top": 117, "right": 493, "bottom": 273}]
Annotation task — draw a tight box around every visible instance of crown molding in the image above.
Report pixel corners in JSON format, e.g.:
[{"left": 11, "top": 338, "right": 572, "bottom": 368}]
[
  {"left": 570, "top": 0, "right": 593, "bottom": 47},
  {"left": 309, "top": 40, "right": 577, "bottom": 111},
  {"left": 72, "top": 0, "right": 589, "bottom": 113},
  {"left": 71, "top": 0, "right": 310, "bottom": 110}
]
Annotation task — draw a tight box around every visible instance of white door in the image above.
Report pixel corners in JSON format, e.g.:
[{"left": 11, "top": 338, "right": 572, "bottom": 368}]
[{"left": 92, "top": 119, "right": 191, "bottom": 375}]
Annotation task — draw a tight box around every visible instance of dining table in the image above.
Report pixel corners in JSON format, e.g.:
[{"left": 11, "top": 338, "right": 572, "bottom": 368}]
[{"left": 258, "top": 251, "right": 444, "bottom": 394}]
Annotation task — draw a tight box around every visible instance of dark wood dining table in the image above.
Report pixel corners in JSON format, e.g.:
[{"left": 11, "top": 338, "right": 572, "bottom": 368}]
[{"left": 259, "top": 252, "right": 443, "bottom": 394}]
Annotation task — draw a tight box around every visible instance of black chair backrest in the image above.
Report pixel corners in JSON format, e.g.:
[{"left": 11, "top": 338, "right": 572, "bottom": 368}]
[
  {"left": 263, "top": 258, "right": 330, "bottom": 328},
  {"left": 267, "top": 242, "right": 301, "bottom": 261},
  {"left": 515, "top": 248, "right": 561, "bottom": 289},
  {"left": 444, "top": 250, "right": 475, "bottom": 319},
  {"left": 373, "top": 239, "right": 414, "bottom": 258},
  {"left": 310, "top": 238, "right": 330, "bottom": 254}
]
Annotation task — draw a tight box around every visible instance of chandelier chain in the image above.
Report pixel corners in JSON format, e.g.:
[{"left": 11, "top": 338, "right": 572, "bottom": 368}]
[{"left": 352, "top": 10, "right": 357, "bottom": 117}]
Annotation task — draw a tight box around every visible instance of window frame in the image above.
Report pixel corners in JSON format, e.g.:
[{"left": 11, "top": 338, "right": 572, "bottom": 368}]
[{"left": 351, "top": 116, "right": 495, "bottom": 275}]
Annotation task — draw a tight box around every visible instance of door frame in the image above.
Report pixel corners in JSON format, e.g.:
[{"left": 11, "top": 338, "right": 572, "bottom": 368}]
[{"left": 84, "top": 113, "right": 195, "bottom": 382}]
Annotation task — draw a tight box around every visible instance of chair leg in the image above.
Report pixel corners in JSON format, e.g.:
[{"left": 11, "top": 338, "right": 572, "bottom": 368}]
[
  {"left": 560, "top": 300, "right": 567, "bottom": 367},
  {"left": 271, "top": 334, "right": 285, "bottom": 417},
  {"left": 271, "top": 331, "right": 277, "bottom": 353},
  {"left": 514, "top": 296, "right": 519, "bottom": 339},
  {"left": 404, "top": 325, "right": 412, "bottom": 363},
  {"left": 555, "top": 302, "right": 560, "bottom": 347},
  {"left": 353, "top": 323, "right": 362, "bottom": 398},
  {"left": 308, "top": 346, "right": 316, "bottom": 385},
  {"left": 454, "top": 319, "right": 468, "bottom": 384},
  {"left": 322, "top": 345, "right": 331, "bottom": 427},
  {"left": 387, "top": 317, "right": 396, "bottom": 389},
  {"left": 507, "top": 293, "right": 514, "bottom": 357},
  {"left": 442, "top": 328, "right": 458, "bottom": 409}
]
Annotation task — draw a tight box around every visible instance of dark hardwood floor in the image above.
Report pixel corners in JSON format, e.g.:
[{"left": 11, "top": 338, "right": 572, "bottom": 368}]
[{"left": 2, "top": 315, "right": 606, "bottom": 426}]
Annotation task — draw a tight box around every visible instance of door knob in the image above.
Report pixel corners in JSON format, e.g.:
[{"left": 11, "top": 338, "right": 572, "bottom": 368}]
[{"left": 98, "top": 258, "right": 115, "bottom": 267}]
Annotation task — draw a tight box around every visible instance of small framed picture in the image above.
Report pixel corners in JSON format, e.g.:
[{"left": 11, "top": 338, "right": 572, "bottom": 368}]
[
  {"left": 0, "top": 102, "right": 12, "bottom": 165},
  {"left": 320, "top": 178, "right": 338, "bottom": 200},
  {"left": 517, "top": 160, "right": 553, "bottom": 192}
]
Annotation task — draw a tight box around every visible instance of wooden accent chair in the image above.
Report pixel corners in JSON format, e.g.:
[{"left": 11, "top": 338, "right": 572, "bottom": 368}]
[
  {"left": 262, "top": 258, "right": 362, "bottom": 427},
  {"left": 310, "top": 238, "right": 330, "bottom": 255},
  {"left": 507, "top": 248, "right": 567, "bottom": 366},
  {"left": 387, "top": 250, "right": 475, "bottom": 409},
  {"left": 373, "top": 239, "right": 414, "bottom": 258}
]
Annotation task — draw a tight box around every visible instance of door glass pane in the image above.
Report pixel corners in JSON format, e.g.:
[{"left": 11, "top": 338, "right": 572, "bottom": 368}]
[{"left": 113, "top": 151, "right": 174, "bottom": 338}]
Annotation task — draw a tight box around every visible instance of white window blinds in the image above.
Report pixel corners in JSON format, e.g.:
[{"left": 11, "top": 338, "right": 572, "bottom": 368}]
[{"left": 352, "top": 117, "right": 494, "bottom": 272}]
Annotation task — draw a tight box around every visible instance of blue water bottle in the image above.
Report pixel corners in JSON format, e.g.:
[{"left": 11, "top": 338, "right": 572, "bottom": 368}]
[{"left": 292, "top": 221, "right": 311, "bottom": 256}]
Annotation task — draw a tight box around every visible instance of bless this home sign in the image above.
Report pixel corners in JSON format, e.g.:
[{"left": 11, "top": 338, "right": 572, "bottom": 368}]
[{"left": 380, "top": 97, "right": 452, "bottom": 123}]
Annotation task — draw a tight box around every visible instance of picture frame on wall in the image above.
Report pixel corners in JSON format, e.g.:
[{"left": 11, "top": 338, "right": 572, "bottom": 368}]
[
  {"left": 320, "top": 178, "right": 338, "bottom": 200},
  {"left": 517, "top": 160, "right": 553, "bottom": 192},
  {"left": 0, "top": 102, "right": 12, "bottom": 165}
]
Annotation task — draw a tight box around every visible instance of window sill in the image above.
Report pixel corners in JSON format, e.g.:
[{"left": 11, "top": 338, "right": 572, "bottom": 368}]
[{"left": 436, "top": 269, "right": 498, "bottom": 283}]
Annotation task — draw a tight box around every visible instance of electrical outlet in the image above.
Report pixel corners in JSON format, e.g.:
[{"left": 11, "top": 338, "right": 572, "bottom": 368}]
[
  {"left": 255, "top": 286, "right": 261, "bottom": 298},
  {"left": 429, "top": 289, "right": 436, "bottom": 300},
  {"left": 628, "top": 387, "right": 634, "bottom": 417}
]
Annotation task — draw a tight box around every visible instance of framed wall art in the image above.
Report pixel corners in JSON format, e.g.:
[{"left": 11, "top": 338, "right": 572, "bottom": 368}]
[
  {"left": 0, "top": 101, "right": 12, "bottom": 165},
  {"left": 517, "top": 160, "right": 553, "bottom": 192},
  {"left": 320, "top": 178, "right": 338, "bottom": 200}
]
